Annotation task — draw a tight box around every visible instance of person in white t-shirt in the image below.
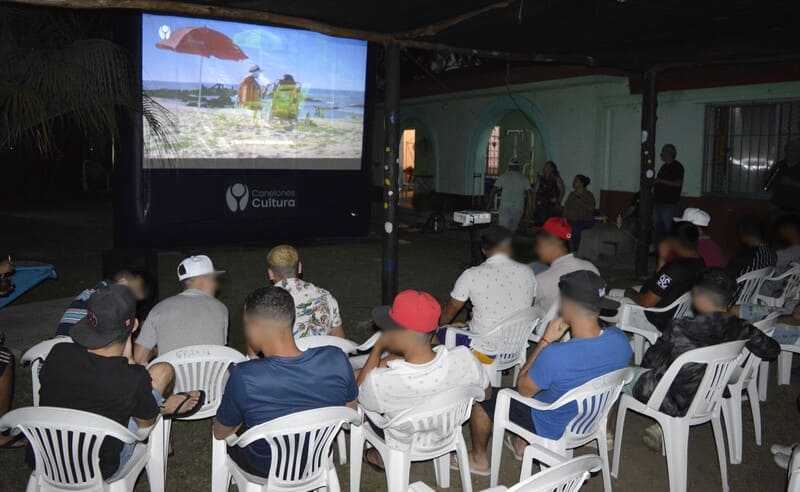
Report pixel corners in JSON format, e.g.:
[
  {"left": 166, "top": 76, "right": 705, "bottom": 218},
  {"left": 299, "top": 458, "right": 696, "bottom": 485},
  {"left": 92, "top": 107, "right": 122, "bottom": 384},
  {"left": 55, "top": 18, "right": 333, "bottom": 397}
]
[
  {"left": 487, "top": 160, "right": 532, "bottom": 231},
  {"left": 534, "top": 218, "right": 599, "bottom": 314},
  {"left": 358, "top": 290, "right": 490, "bottom": 470},
  {"left": 438, "top": 226, "right": 537, "bottom": 364}
]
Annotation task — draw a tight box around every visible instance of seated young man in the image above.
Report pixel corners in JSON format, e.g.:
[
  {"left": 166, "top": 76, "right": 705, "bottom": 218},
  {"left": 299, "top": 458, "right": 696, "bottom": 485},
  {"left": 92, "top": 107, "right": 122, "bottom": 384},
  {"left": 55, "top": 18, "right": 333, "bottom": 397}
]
[
  {"left": 628, "top": 268, "right": 780, "bottom": 451},
  {"left": 38, "top": 285, "right": 203, "bottom": 479},
  {"left": 267, "top": 244, "right": 345, "bottom": 338},
  {"left": 672, "top": 208, "right": 726, "bottom": 268},
  {"left": 625, "top": 221, "right": 706, "bottom": 331},
  {"left": 56, "top": 269, "right": 146, "bottom": 337},
  {"left": 213, "top": 287, "right": 357, "bottom": 477},
  {"left": 134, "top": 255, "right": 228, "bottom": 364},
  {"left": 760, "top": 215, "right": 800, "bottom": 298},
  {"left": 358, "top": 290, "right": 490, "bottom": 469},
  {"left": 726, "top": 217, "right": 777, "bottom": 300},
  {"left": 438, "top": 225, "right": 536, "bottom": 364},
  {"left": 468, "top": 270, "right": 632, "bottom": 475}
]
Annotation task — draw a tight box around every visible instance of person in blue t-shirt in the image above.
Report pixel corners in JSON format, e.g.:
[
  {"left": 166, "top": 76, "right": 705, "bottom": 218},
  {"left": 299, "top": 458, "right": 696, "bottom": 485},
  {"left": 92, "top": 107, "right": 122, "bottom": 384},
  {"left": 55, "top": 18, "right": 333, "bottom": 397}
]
[
  {"left": 212, "top": 286, "right": 358, "bottom": 477},
  {"left": 467, "top": 270, "right": 632, "bottom": 475}
]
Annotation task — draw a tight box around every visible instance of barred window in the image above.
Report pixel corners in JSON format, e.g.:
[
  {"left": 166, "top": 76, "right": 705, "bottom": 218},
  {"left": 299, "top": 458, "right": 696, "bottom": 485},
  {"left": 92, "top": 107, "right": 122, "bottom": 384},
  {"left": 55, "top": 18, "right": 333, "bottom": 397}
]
[
  {"left": 485, "top": 125, "right": 500, "bottom": 177},
  {"left": 703, "top": 100, "right": 800, "bottom": 195}
]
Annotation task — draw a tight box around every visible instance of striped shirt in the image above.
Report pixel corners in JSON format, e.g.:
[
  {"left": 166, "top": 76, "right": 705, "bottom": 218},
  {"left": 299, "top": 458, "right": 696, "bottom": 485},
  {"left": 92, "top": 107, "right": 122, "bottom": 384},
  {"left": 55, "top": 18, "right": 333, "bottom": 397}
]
[
  {"left": 727, "top": 245, "right": 777, "bottom": 301},
  {"left": 56, "top": 280, "right": 110, "bottom": 337}
]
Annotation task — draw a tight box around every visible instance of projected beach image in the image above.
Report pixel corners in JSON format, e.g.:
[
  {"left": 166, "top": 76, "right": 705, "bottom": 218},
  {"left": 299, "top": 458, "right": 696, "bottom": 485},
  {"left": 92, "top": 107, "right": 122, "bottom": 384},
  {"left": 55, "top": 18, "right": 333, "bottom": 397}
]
[{"left": 142, "top": 14, "right": 367, "bottom": 169}]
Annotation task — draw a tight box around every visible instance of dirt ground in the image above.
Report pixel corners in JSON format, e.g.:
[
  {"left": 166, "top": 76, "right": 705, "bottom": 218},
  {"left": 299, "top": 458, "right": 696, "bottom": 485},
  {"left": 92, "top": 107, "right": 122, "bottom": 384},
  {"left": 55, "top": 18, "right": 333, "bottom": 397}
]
[{"left": 0, "top": 200, "right": 797, "bottom": 491}]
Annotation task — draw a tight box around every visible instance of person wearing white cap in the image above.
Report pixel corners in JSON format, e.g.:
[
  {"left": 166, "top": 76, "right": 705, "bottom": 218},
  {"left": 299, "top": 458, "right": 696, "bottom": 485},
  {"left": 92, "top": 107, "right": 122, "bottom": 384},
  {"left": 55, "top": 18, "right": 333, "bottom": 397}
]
[
  {"left": 673, "top": 207, "right": 726, "bottom": 268},
  {"left": 133, "top": 255, "right": 229, "bottom": 364}
]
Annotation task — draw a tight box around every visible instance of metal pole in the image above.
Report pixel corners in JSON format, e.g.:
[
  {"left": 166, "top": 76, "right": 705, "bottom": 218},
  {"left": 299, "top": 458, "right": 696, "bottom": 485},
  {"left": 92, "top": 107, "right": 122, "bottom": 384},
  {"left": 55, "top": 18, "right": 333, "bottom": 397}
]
[
  {"left": 381, "top": 41, "right": 400, "bottom": 304},
  {"left": 636, "top": 69, "right": 658, "bottom": 277}
]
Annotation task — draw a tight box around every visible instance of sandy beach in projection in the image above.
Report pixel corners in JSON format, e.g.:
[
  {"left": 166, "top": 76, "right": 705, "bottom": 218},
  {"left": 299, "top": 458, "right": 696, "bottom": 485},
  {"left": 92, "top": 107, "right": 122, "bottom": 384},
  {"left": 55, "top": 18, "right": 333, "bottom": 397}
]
[{"left": 145, "top": 97, "right": 363, "bottom": 161}]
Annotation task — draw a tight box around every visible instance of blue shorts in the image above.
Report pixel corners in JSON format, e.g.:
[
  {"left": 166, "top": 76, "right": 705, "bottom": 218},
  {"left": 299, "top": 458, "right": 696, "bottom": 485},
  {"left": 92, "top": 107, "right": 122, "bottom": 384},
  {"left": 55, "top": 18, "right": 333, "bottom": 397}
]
[{"left": 110, "top": 388, "right": 164, "bottom": 481}]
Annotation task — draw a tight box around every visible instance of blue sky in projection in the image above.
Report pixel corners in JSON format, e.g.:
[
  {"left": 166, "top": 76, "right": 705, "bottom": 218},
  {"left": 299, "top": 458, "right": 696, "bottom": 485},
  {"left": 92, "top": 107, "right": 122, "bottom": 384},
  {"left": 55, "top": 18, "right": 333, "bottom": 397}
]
[{"left": 142, "top": 14, "right": 367, "bottom": 92}]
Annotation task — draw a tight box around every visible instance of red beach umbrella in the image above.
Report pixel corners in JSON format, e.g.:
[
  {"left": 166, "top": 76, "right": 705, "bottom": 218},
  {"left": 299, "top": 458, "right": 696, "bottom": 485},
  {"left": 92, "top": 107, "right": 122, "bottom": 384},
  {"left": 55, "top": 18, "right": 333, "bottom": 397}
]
[{"left": 156, "top": 26, "right": 248, "bottom": 107}]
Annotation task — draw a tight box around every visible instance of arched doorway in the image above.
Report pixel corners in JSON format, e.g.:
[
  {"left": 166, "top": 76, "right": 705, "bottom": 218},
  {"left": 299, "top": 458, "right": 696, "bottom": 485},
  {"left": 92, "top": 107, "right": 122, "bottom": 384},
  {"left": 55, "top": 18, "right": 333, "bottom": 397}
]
[{"left": 398, "top": 116, "right": 437, "bottom": 207}]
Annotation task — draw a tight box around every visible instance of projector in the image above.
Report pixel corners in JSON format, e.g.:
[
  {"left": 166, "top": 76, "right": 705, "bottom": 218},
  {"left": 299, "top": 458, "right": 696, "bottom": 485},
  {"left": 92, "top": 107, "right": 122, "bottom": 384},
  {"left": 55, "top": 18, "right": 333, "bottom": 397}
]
[{"left": 453, "top": 210, "right": 492, "bottom": 227}]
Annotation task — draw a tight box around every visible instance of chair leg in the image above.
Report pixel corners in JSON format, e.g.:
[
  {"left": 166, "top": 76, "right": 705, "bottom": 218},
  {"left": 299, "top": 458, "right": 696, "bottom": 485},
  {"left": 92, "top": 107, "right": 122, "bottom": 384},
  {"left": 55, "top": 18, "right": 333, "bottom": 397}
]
[
  {"left": 385, "top": 449, "right": 411, "bottom": 492},
  {"left": 328, "top": 466, "right": 342, "bottom": 492},
  {"left": 611, "top": 400, "right": 629, "bottom": 478},
  {"left": 662, "top": 421, "right": 689, "bottom": 492},
  {"left": 519, "top": 445, "right": 535, "bottom": 482},
  {"left": 721, "top": 395, "right": 742, "bottom": 465},
  {"left": 455, "top": 434, "right": 473, "bottom": 492},
  {"left": 747, "top": 381, "right": 762, "bottom": 447},
  {"left": 712, "top": 414, "right": 730, "bottom": 492},
  {"left": 758, "top": 361, "right": 769, "bottom": 402},
  {"left": 349, "top": 426, "right": 364, "bottom": 492},
  {"left": 512, "top": 365, "right": 521, "bottom": 386},
  {"left": 597, "top": 429, "right": 613, "bottom": 492},
  {"left": 210, "top": 436, "right": 230, "bottom": 492},
  {"left": 489, "top": 430, "right": 506, "bottom": 487},
  {"left": 633, "top": 335, "right": 645, "bottom": 365},
  {"left": 433, "top": 454, "right": 451, "bottom": 488},
  {"left": 777, "top": 351, "right": 793, "bottom": 386},
  {"left": 337, "top": 430, "right": 348, "bottom": 465}
]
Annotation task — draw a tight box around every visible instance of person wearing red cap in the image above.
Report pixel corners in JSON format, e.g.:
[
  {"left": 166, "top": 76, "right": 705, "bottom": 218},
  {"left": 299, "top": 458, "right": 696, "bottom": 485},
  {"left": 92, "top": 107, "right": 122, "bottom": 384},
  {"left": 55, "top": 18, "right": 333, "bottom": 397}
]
[
  {"left": 534, "top": 217, "right": 598, "bottom": 314},
  {"left": 438, "top": 226, "right": 537, "bottom": 364},
  {"left": 357, "top": 290, "right": 490, "bottom": 470}
]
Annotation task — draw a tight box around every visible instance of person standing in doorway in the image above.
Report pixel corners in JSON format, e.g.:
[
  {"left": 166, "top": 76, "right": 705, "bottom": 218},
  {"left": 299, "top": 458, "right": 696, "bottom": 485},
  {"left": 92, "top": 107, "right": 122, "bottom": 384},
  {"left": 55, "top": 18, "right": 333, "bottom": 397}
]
[
  {"left": 653, "top": 144, "right": 684, "bottom": 246},
  {"left": 487, "top": 160, "right": 532, "bottom": 231},
  {"left": 563, "top": 174, "right": 596, "bottom": 251},
  {"left": 533, "top": 161, "right": 565, "bottom": 224}
]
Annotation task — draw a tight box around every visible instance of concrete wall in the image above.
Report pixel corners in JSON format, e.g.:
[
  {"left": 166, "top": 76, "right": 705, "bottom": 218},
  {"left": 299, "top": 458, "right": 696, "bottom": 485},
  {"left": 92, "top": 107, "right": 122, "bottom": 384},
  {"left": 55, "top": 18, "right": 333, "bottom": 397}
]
[{"left": 373, "top": 77, "right": 800, "bottom": 198}]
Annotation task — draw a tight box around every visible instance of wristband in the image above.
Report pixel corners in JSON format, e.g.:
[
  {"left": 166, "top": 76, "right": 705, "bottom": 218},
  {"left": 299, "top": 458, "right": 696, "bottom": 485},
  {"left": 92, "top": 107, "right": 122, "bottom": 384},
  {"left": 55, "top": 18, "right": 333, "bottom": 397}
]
[{"left": 540, "top": 337, "right": 551, "bottom": 346}]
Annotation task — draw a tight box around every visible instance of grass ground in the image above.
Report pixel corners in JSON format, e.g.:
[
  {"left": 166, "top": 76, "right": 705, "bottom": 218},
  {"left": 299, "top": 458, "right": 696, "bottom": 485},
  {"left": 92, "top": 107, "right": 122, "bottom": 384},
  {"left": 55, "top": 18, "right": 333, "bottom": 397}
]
[{"left": 0, "top": 199, "right": 796, "bottom": 491}]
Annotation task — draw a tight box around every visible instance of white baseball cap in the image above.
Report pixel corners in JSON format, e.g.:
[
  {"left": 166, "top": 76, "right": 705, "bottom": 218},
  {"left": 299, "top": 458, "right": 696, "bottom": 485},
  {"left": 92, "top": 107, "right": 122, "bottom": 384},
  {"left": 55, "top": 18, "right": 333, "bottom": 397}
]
[
  {"left": 674, "top": 208, "right": 710, "bottom": 227},
  {"left": 177, "top": 255, "right": 226, "bottom": 281}
]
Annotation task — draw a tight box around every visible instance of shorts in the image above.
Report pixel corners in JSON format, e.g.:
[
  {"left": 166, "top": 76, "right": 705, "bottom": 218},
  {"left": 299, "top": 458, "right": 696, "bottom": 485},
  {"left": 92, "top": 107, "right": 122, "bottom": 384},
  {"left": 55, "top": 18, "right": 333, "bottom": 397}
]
[
  {"left": 436, "top": 325, "right": 497, "bottom": 364},
  {"left": 479, "top": 387, "right": 537, "bottom": 434},
  {"left": 621, "top": 367, "right": 651, "bottom": 396},
  {"left": 110, "top": 388, "right": 165, "bottom": 481},
  {"left": 738, "top": 304, "right": 782, "bottom": 322}
]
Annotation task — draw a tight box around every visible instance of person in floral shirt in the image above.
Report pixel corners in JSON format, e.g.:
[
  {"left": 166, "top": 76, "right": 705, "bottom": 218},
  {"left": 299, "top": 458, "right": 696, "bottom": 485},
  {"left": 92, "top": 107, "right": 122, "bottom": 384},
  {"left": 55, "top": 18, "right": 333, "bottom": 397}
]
[{"left": 267, "top": 244, "right": 345, "bottom": 338}]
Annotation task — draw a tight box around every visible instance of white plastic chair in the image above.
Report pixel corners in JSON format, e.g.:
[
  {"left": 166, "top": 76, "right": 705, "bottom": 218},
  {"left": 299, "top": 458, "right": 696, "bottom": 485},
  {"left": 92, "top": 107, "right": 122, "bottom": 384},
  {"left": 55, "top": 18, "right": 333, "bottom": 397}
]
[
  {"left": 147, "top": 345, "right": 246, "bottom": 487},
  {"left": 490, "top": 368, "right": 633, "bottom": 492},
  {"left": 350, "top": 386, "right": 485, "bottom": 492},
  {"left": 735, "top": 267, "right": 775, "bottom": 305},
  {"left": 777, "top": 341, "right": 800, "bottom": 387},
  {"left": 410, "top": 453, "right": 602, "bottom": 492},
  {"left": 0, "top": 406, "right": 163, "bottom": 492},
  {"left": 444, "top": 307, "right": 540, "bottom": 386},
  {"left": 349, "top": 332, "right": 382, "bottom": 370},
  {"left": 751, "top": 312, "right": 781, "bottom": 402},
  {"left": 294, "top": 335, "right": 360, "bottom": 466},
  {"left": 211, "top": 406, "right": 359, "bottom": 492},
  {"left": 789, "top": 445, "right": 800, "bottom": 492},
  {"left": 721, "top": 348, "right": 766, "bottom": 464},
  {"left": 20, "top": 337, "right": 72, "bottom": 406},
  {"left": 612, "top": 340, "right": 746, "bottom": 492},
  {"left": 756, "top": 263, "right": 800, "bottom": 308},
  {"left": 529, "top": 302, "right": 559, "bottom": 344},
  {"left": 617, "top": 292, "right": 692, "bottom": 365}
]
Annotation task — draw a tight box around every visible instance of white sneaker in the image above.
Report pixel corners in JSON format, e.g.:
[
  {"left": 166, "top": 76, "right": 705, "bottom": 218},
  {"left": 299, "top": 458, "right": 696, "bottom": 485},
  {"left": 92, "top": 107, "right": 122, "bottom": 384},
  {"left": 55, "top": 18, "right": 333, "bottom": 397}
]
[
  {"left": 774, "top": 453, "right": 791, "bottom": 470},
  {"left": 771, "top": 443, "right": 797, "bottom": 456}
]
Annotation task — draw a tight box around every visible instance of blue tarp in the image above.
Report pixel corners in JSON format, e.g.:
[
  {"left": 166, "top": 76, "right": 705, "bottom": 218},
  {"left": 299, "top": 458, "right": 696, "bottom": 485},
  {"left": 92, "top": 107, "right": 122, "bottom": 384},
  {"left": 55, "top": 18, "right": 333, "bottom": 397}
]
[{"left": 0, "top": 264, "right": 57, "bottom": 309}]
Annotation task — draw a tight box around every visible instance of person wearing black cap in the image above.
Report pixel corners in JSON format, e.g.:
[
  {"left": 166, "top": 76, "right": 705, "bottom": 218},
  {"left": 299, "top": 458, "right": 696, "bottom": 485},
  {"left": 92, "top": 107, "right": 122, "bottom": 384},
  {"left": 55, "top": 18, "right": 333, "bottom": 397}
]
[
  {"left": 466, "top": 270, "right": 632, "bottom": 475},
  {"left": 37, "top": 285, "right": 204, "bottom": 479}
]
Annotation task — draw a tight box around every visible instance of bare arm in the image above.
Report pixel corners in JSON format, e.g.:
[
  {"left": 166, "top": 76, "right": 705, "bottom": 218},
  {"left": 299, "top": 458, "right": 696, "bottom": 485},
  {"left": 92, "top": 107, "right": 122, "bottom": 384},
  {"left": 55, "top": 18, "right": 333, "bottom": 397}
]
[
  {"left": 212, "top": 419, "right": 242, "bottom": 440},
  {"left": 517, "top": 318, "right": 570, "bottom": 397},
  {"left": 356, "top": 336, "right": 388, "bottom": 386},
  {"left": 625, "top": 289, "right": 662, "bottom": 308},
  {"left": 132, "top": 343, "right": 153, "bottom": 365},
  {"left": 656, "top": 177, "right": 683, "bottom": 187},
  {"left": 133, "top": 416, "right": 157, "bottom": 430},
  {"left": 439, "top": 297, "right": 466, "bottom": 326},
  {"left": 329, "top": 325, "right": 345, "bottom": 338}
]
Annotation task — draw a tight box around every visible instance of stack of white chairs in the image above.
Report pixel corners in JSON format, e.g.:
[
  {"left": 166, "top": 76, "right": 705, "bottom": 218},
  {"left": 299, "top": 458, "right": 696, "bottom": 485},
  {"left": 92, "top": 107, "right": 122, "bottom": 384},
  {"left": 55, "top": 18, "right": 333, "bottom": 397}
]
[
  {"left": 490, "top": 368, "right": 633, "bottom": 492},
  {"left": 615, "top": 292, "right": 692, "bottom": 365},
  {"left": 211, "top": 406, "right": 360, "bottom": 492},
  {"left": 0, "top": 406, "right": 163, "bottom": 492},
  {"left": 147, "top": 345, "right": 247, "bottom": 488},
  {"left": 350, "top": 386, "right": 484, "bottom": 492},
  {"left": 444, "top": 307, "right": 539, "bottom": 386},
  {"left": 613, "top": 341, "right": 746, "bottom": 492},
  {"left": 735, "top": 267, "right": 775, "bottom": 305}
]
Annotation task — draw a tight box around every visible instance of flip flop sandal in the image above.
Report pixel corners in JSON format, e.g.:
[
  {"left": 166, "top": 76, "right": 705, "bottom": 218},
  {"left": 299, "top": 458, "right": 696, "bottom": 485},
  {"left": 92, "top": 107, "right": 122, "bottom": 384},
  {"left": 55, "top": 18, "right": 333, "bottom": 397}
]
[
  {"left": 504, "top": 434, "right": 524, "bottom": 461},
  {"left": 0, "top": 433, "right": 27, "bottom": 450},
  {"left": 362, "top": 449, "right": 385, "bottom": 472},
  {"left": 449, "top": 453, "right": 490, "bottom": 477},
  {"left": 162, "top": 390, "right": 206, "bottom": 420}
]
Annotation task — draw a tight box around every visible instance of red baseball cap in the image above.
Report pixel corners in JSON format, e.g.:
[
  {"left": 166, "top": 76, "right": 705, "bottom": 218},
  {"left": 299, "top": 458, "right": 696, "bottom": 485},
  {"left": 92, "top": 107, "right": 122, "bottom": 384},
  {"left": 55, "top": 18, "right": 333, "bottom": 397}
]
[
  {"left": 372, "top": 290, "right": 441, "bottom": 333},
  {"left": 539, "top": 217, "right": 572, "bottom": 241}
]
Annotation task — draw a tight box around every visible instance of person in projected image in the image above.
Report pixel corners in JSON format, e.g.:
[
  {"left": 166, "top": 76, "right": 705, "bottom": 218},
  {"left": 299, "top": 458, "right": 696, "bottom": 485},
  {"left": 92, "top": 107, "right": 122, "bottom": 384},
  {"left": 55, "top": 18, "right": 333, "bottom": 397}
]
[{"left": 238, "top": 64, "right": 267, "bottom": 122}]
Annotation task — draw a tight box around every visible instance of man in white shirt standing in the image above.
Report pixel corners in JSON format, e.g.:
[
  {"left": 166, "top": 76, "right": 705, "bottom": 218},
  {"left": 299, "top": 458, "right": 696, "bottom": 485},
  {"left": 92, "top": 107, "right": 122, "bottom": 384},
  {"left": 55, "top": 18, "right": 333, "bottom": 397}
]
[
  {"left": 438, "top": 226, "right": 537, "bottom": 364},
  {"left": 487, "top": 160, "right": 532, "bottom": 231},
  {"left": 534, "top": 218, "right": 599, "bottom": 314},
  {"left": 266, "top": 244, "right": 345, "bottom": 338},
  {"left": 358, "top": 289, "right": 490, "bottom": 470},
  {"left": 133, "top": 255, "right": 229, "bottom": 363}
]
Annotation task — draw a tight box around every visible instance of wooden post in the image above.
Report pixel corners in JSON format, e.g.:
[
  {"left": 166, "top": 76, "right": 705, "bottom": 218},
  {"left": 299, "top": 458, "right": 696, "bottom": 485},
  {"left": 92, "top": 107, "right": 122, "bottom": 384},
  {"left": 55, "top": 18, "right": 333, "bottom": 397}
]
[
  {"left": 381, "top": 41, "right": 400, "bottom": 304},
  {"left": 636, "top": 69, "right": 658, "bottom": 277}
]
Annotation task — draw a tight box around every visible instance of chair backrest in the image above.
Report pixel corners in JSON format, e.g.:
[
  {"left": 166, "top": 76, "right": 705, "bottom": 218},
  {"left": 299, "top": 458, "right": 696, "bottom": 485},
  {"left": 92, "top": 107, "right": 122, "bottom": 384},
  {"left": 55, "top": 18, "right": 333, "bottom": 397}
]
[
  {"left": 773, "top": 263, "right": 800, "bottom": 306},
  {"left": 645, "top": 340, "right": 746, "bottom": 420},
  {"left": 752, "top": 311, "right": 781, "bottom": 335},
  {"left": 727, "top": 348, "right": 761, "bottom": 390},
  {"left": 21, "top": 337, "right": 72, "bottom": 406},
  {"left": 295, "top": 335, "right": 358, "bottom": 354},
  {"left": 148, "top": 345, "right": 246, "bottom": 420},
  {"left": 382, "top": 385, "right": 485, "bottom": 456},
  {"left": 543, "top": 368, "right": 633, "bottom": 447},
  {"left": 736, "top": 267, "right": 775, "bottom": 305},
  {"left": 232, "top": 406, "right": 359, "bottom": 489},
  {"left": 670, "top": 292, "right": 694, "bottom": 319},
  {"left": 508, "top": 455, "right": 602, "bottom": 492},
  {"left": 0, "top": 406, "right": 140, "bottom": 490},
  {"left": 618, "top": 291, "right": 692, "bottom": 327},
  {"left": 484, "top": 307, "right": 539, "bottom": 370}
]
